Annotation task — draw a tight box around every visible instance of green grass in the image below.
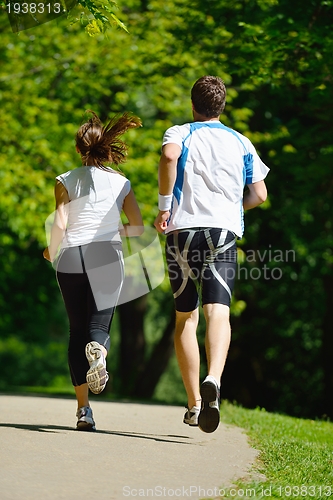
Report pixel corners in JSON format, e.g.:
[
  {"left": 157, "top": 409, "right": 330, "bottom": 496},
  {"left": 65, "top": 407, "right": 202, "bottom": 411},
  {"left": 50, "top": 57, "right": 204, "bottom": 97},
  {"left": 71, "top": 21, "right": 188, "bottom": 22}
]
[{"left": 216, "top": 402, "right": 333, "bottom": 499}]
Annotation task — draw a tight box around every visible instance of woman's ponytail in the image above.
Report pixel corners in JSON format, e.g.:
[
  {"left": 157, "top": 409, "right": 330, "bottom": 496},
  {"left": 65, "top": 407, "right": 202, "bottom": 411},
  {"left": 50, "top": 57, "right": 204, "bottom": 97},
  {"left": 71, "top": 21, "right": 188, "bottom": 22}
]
[{"left": 75, "top": 110, "right": 142, "bottom": 169}]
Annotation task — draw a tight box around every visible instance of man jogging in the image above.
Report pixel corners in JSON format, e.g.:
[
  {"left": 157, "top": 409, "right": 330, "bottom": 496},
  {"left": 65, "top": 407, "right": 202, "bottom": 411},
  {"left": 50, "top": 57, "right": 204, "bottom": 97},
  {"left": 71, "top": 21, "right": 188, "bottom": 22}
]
[{"left": 154, "top": 75, "right": 269, "bottom": 433}]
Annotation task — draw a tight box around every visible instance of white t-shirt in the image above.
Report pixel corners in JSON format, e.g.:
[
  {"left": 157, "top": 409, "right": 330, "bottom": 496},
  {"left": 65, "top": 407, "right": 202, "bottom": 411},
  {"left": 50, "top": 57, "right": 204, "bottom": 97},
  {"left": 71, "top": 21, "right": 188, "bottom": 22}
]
[
  {"left": 162, "top": 121, "right": 269, "bottom": 237},
  {"left": 56, "top": 166, "right": 130, "bottom": 247}
]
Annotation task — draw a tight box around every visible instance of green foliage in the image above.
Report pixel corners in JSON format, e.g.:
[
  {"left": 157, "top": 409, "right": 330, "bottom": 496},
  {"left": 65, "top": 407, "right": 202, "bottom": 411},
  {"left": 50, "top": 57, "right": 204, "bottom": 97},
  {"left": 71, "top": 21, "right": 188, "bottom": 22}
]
[
  {"left": 70, "top": 0, "right": 128, "bottom": 36},
  {"left": 0, "top": 0, "right": 127, "bottom": 36},
  {"left": 0, "top": 0, "right": 332, "bottom": 418},
  {"left": 0, "top": 336, "right": 70, "bottom": 388},
  {"left": 220, "top": 402, "right": 333, "bottom": 498}
]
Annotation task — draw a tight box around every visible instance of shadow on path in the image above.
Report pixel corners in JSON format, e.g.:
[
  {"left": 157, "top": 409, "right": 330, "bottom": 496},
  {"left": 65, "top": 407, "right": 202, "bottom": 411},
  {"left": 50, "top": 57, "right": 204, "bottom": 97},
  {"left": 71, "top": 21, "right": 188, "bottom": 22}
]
[{"left": 0, "top": 422, "right": 192, "bottom": 444}]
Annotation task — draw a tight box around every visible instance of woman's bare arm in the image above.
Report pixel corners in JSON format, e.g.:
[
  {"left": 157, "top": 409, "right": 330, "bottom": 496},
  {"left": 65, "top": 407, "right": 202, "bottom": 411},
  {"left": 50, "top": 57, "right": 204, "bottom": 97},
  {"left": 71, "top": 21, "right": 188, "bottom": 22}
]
[
  {"left": 120, "top": 188, "right": 144, "bottom": 237},
  {"left": 43, "top": 181, "right": 69, "bottom": 262}
]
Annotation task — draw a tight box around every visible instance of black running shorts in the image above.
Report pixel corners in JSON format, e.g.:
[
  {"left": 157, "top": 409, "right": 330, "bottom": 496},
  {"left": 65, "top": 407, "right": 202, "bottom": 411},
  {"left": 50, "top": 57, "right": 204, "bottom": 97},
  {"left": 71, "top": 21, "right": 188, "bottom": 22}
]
[{"left": 166, "top": 228, "right": 237, "bottom": 312}]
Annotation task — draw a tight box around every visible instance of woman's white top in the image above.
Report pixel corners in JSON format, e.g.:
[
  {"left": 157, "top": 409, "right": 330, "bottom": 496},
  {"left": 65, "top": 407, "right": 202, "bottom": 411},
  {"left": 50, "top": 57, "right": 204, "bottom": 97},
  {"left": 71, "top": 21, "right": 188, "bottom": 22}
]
[{"left": 56, "top": 166, "right": 130, "bottom": 248}]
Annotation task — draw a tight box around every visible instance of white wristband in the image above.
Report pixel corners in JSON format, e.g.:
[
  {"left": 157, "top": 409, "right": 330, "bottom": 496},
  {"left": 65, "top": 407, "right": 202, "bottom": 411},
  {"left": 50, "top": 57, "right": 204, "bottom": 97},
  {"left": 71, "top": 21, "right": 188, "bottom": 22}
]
[{"left": 158, "top": 193, "right": 172, "bottom": 211}]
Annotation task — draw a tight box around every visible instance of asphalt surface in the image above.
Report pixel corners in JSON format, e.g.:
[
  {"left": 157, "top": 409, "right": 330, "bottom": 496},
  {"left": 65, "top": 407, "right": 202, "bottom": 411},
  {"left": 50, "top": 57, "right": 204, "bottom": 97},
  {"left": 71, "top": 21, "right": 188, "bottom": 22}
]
[{"left": 0, "top": 394, "right": 259, "bottom": 500}]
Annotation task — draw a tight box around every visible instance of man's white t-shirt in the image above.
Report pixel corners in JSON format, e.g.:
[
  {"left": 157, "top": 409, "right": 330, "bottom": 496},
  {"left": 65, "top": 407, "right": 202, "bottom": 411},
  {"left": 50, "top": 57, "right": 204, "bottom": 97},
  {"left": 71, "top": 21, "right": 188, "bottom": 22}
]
[
  {"left": 162, "top": 121, "right": 269, "bottom": 237},
  {"left": 56, "top": 166, "right": 130, "bottom": 247}
]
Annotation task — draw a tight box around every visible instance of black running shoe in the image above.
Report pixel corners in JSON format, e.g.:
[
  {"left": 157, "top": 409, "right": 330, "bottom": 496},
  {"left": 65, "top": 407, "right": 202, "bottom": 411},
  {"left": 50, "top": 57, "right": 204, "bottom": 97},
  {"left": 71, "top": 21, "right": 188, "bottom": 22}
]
[{"left": 198, "top": 376, "right": 220, "bottom": 433}]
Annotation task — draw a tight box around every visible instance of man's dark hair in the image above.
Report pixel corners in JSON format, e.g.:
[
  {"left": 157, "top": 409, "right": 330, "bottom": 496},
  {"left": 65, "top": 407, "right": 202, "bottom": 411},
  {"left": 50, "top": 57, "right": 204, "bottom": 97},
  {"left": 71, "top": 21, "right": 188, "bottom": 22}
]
[{"left": 191, "top": 76, "right": 226, "bottom": 118}]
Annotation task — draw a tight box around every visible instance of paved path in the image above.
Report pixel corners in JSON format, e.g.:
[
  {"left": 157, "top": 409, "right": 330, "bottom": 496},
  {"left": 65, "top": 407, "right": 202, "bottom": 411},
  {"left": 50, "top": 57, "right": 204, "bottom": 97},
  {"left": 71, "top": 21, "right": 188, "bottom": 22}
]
[{"left": 0, "top": 394, "right": 258, "bottom": 500}]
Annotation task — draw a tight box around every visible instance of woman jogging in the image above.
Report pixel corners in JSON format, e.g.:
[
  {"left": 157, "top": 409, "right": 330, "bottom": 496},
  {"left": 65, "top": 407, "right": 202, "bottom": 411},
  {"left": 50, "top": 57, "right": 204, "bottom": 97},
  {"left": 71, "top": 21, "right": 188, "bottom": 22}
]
[{"left": 43, "top": 110, "right": 143, "bottom": 431}]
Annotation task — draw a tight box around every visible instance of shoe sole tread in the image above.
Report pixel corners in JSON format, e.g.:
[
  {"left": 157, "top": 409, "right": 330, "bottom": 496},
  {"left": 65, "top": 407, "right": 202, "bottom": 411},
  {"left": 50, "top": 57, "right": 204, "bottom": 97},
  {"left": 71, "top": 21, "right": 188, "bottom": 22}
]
[
  {"left": 85, "top": 342, "right": 108, "bottom": 394},
  {"left": 198, "top": 381, "right": 220, "bottom": 433}
]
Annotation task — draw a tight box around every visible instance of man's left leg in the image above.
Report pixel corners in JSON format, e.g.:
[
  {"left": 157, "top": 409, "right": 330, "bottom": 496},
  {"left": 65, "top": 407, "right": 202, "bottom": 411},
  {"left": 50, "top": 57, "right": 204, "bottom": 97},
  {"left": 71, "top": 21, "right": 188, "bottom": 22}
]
[
  {"left": 203, "top": 303, "right": 231, "bottom": 381},
  {"left": 197, "top": 303, "right": 231, "bottom": 433},
  {"left": 174, "top": 308, "right": 202, "bottom": 425}
]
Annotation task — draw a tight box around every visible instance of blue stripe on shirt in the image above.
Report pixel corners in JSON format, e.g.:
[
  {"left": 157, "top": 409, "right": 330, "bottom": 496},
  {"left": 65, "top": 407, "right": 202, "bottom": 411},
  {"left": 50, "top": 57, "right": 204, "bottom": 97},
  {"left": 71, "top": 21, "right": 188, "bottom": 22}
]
[
  {"left": 172, "top": 121, "right": 254, "bottom": 206},
  {"left": 173, "top": 144, "right": 189, "bottom": 204},
  {"left": 188, "top": 121, "right": 254, "bottom": 185}
]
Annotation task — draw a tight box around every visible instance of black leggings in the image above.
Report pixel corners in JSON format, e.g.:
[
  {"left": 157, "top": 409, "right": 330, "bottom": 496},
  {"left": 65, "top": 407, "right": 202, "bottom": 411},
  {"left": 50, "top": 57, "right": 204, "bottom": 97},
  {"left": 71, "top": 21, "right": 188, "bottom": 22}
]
[{"left": 56, "top": 241, "right": 123, "bottom": 386}]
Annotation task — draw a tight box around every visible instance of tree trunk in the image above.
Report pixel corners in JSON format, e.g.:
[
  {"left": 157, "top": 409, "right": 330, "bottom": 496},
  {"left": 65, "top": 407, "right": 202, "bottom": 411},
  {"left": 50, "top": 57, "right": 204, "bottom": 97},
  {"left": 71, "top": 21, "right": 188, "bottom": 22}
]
[
  {"left": 118, "top": 295, "right": 147, "bottom": 395},
  {"left": 118, "top": 295, "right": 175, "bottom": 399},
  {"left": 133, "top": 312, "right": 175, "bottom": 399}
]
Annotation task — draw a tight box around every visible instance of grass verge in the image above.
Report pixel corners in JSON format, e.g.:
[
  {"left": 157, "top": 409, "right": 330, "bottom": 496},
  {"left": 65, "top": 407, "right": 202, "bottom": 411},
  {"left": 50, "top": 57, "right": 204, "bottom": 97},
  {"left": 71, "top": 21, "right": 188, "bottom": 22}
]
[{"left": 217, "top": 402, "right": 333, "bottom": 499}]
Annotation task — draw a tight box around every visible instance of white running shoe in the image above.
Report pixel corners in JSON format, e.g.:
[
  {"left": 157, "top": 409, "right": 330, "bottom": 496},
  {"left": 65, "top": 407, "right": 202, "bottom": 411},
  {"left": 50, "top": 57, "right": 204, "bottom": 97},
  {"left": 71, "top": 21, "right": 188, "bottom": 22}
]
[
  {"left": 85, "top": 341, "right": 109, "bottom": 394},
  {"left": 183, "top": 405, "right": 200, "bottom": 426},
  {"left": 198, "top": 375, "right": 221, "bottom": 433},
  {"left": 76, "top": 406, "right": 96, "bottom": 431}
]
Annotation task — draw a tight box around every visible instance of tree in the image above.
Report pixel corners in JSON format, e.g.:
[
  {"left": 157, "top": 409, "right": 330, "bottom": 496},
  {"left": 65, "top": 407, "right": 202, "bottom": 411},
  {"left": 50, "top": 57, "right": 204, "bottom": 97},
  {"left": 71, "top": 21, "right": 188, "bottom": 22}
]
[
  {"left": 0, "top": 0, "right": 332, "bottom": 417},
  {"left": 183, "top": 0, "right": 333, "bottom": 417},
  {"left": 0, "top": 10, "right": 184, "bottom": 394},
  {"left": 0, "top": 0, "right": 127, "bottom": 35}
]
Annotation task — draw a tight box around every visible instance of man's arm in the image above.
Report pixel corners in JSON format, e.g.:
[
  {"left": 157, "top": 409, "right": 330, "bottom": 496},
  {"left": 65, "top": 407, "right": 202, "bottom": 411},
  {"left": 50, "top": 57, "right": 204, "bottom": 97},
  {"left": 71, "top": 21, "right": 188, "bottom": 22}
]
[
  {"left": 158, "top": 143, "right": 180, "bottom": 194},
  {"left": 154, "top": 143, "right": 181, "bottom": 233},
  {"left": 243, "top": 180, "right": 267, "bottom": 210}
]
